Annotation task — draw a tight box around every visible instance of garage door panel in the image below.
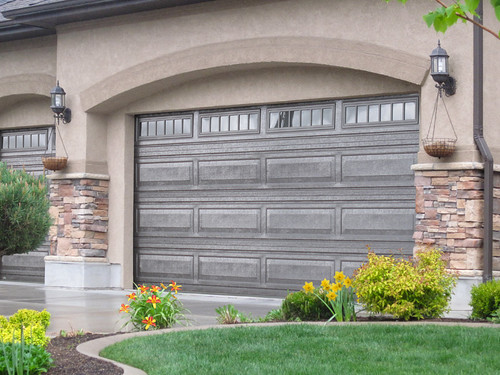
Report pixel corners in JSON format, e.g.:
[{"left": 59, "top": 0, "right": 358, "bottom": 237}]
[
  {"left": 266, "top": 258, "right": 335, "bottom": 285},
  {"left": 138, "top": 254, "right": 194, "bottom": 280},
  {"left": 341, "top": 208, "right": 415, "bottom": 236},
  {"left": 135, "top": 97, "right": 419, "bottom": 294},
  {"left": 199, "top": 256, "right": 261, "bottom": 283},
  {"left": 266, "top": 156, "right": 335, "bottom": 184},
  {"left": 266, "top": 208, "right": 335, "bottom": 235},
  {"left": 341, "top": 153, "right": 416, "bottom": 182},
  {"left": 199, "top": 159, "right": 261, "bottom": 185},
  {"left": 199, "top": 208, "right": 261, "bottom": 233},
  {"left": 137, "top": 162, "right": 194, "bottom": 186},
  {"left": 137, "top": 209, "right": 194, "bottom": 233}
]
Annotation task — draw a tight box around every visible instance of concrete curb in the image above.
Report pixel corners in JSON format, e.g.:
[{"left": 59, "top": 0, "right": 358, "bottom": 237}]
[{"left": 77, "top": 321, "right": 499, "bottom": 375}]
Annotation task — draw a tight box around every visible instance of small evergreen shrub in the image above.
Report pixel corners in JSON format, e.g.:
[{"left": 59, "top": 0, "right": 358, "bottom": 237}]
[
  {"left": 281, "top": 290, "right": 331, "bottom": 321},
  {"left": 353, "top": 247, "right": 457, "bottom": 320},
  {"left": 0, "top": 309, "right": 51, "bottom": 348},
  {"left": 470, "top": 279, "right": 500, "bottom": 320},
  {"left": 0, "top": 162, "right": 51, "bottom": 257}
]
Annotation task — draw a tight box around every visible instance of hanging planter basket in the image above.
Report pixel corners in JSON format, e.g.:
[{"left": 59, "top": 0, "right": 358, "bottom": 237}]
[
  {"left": 423, "top": 89, "right": 458, "bottom": 158},
  {"left": 42, "top": 156, "right": 68, "bottom": 171},
  {"left": 42, "top": 123, "right": 69, "bottom": 171},
  {"left": 422, "top": 138, "right": 456, "bottom": 158}
]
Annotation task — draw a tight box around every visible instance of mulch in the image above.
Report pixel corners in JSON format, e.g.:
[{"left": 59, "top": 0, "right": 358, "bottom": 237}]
[{"left": 46, "top": 333, "right": 123, "bottom": 375}]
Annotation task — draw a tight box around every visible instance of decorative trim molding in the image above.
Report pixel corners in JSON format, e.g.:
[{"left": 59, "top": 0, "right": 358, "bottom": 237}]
[{"left": 46, "top": 172, "right": 110, "bottom": 180}]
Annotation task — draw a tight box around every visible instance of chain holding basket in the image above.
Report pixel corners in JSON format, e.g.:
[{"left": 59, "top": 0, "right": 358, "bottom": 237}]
[
  {"left": 422, "top": 86, "right": 458, "bottom": 158},
  {"left": 42, "top": 121, "right": 68, "bottom": 171}
]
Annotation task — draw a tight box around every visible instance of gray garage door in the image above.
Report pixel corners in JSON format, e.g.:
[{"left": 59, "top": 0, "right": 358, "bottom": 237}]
[
  {"left": 0, "top": 127, "right": 55, "bottom": 282},
  {"left": 134, "top": 95, "right": 419, "bottom": 296}
]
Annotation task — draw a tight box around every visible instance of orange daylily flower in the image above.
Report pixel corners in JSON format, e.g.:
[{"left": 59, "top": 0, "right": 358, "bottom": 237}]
[
  {"left": 126, "top": 292, "right": 136, "bottom": 301},
  {"left": 142, "top": 316, "right": 156, "bottom": 330},
  {"left": 147, "top": 295, "right": 161, "bottom": 309},
  {"left": 138, "top": 284, "right": 149, "bottom": 294},
  {"left": 119, "top": 304, "right": 130, "bottom": 313},
  {"left": 161, "top": 283, "right": 168, "bottom": 290},
  {"left": 169, "top": 280, "right": 182, "bottom": 294},
  {"left": 150, "top": 285, "right": 161, "bottom": 293}
]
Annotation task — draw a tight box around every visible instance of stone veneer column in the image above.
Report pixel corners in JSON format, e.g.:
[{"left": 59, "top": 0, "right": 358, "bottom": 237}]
[
  {"left": 412, "top": 164, "right": 500, "bottom": 315},
  {"left": 44, "top": 173, "right": 120, "bottom": 288}
]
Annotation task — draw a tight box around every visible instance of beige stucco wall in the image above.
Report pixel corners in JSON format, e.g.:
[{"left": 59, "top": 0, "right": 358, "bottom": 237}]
[
  {"left": 0, "top": 36, "right": 56, "bottom": 129},
  {"left": 2, "top": 0, "right": 499, "bottom": 288}
]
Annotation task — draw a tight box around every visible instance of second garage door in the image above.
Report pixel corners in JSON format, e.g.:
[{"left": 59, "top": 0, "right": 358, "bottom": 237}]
[{"left": 134, "top": 95, "right": 419, "bottom": 296}]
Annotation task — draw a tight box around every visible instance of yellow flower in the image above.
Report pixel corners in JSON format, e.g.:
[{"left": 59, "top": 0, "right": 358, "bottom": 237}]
[
  {"left": 303, "top": 281, "right": 315, "bottom": 294},
  {"left": 331, "top": 283, "right": 341, "bottom": 292},
  {"left": 334, "top": 271, "right": 345, "bottom": 283},
  {"left": 321, "top": 278, "right": 331, "bottom": 291},
  {"left": 344, "top": 277, "right": 352, "bottom": 288},
  {"left": 326, "top": 291, "right": 337, "bottom": 301}
]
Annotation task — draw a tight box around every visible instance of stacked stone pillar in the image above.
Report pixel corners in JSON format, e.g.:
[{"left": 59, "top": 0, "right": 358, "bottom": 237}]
[
  {"left": 413, "top": 165, "right": 500, "bottom": 278},
  {"left": 44, "top": 173, "right": 120, "bottom": 288}
]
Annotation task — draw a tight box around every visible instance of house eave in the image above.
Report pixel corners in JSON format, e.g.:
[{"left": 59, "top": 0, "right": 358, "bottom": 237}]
[{"left": 0, "top": 0, "right": 213, "bottom": 42}]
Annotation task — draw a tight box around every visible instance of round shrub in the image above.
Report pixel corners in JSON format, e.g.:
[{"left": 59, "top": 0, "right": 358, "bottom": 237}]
[
  {"left": 470, "top": 279, "right": 500, "bottom": 320},
  {"left": 353, "top": 247, "right": 457, "bottom": 320},
  {"left": 281, "top": 290, "right": 331, "bottom": 321},
  {"left": 0, "top": 163, "right": 51, "bottom": 257}
]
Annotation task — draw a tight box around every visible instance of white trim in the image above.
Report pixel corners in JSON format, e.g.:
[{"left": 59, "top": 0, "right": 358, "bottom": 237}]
[
  {"left": 46, "top": 172, "right": 110, "bottom": 180},
  {"left": 411, "top": 162, "right": 500, "bottom": 171}
]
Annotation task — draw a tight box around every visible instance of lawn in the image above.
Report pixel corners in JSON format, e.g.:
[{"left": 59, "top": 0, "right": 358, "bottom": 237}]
[{"left": 100, "top": 323, "right": 500, "bottom": 375}]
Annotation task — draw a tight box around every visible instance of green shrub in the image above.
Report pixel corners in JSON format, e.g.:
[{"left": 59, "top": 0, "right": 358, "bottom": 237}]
[
  {"left": 0, "top": 327, "right": 53, "bottom": 375},
  {"left": 470, "top": 279, "right": 500, "bottom": 320},
  {"left": 0, "top": 162, "right": 51, "bottom": 257},
  {"left": 353, "top": 247, "right": 457, "bottom": 320},
  {"left": 0, "top": 310, "right": 51, "bottom": 348},
  {"left": 281, "top": 290, "right": 331, "bottom": 321}
]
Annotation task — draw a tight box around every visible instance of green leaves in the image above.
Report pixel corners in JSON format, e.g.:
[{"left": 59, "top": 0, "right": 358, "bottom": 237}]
[
  {"left": 0, "top": 163, "right": 51, "bottom": 257},
  {"left": 384, "top": 0, "right": 500, "bottom": 40}
]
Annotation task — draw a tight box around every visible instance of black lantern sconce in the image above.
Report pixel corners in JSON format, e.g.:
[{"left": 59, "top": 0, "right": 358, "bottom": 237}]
[
  {"left": 430, "top": 41, "right": 456, "bottom": 96},
  {"left": 50, "top": 81, "right": 71, "bottom": 124}
]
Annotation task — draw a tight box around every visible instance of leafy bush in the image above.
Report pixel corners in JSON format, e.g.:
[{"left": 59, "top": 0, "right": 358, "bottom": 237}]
[
  {"left": 281, "top": 290, "right": 331, "bottom": 321},
  {"left": 0, "top": 310, "right": 51, "bottom": 348},
  {"left": 215, "top": 305, "right": 253, "bottom": 324},
  {"left": 353, "top": 247, "right": 457, "bottom": 320},
  {"left": 0, "top": 163, "right": 51, "bottom": 257},
  {"left": 0, "top": 328, "right": 53, "bottom": 375},
  {"left": 119, "top": 282, "right": 189, "bottom": 330},
  {"left": 470, "top": 279, "right": 500, "bottom": 320}
]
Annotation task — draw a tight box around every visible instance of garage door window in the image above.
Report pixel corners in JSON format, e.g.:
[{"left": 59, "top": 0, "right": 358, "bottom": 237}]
[
  {"left": 344, "top": 98, "right": 417, "bottom": 125},
  {"left": 269, "top": 105, "right": 334, "bottom": 129}
]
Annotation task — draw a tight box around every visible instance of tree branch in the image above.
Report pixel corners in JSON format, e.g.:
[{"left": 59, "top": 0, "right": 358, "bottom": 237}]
[{"left": 433, "top": 0, "right": 500, "bottom": 40}]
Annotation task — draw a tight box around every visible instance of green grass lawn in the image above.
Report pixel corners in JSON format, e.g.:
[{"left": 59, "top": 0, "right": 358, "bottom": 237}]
[{"left": 101, "top": 324, "right": 500, "bottom": 375}]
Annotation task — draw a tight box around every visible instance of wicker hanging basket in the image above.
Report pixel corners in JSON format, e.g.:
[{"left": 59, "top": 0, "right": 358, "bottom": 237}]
[
  {"left": 422, "top": 138, "right": 456, "bottom": 158},
  {"left": 423, "top": 89, "right": 458, "bottom": 158},
  {"left": 42, "top": 123, "right": 69, "bottom": 171},
  {"left": 42, "top": 156, "right": 68, "bottom": 171}
]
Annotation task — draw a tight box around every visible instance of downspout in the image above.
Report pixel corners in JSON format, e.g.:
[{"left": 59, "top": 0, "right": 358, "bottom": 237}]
[{"left": 473, "top": 1, "right": 494, "bottom": 282}]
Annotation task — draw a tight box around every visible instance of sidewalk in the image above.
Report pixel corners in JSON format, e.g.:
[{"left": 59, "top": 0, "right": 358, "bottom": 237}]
[{"left": 0, "top": 281, "right": 282, "bottom": 335}]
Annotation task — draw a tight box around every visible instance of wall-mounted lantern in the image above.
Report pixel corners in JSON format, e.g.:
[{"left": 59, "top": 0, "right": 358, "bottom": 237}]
[
  {"left": 50, "top": 81, "right": 71, "bottom": 124},
  {"left": 423, "top": 41, "right": 458, "bottom": 158},
  {"left": 430, "top": 41, "right": 456, "bottom": 96}
]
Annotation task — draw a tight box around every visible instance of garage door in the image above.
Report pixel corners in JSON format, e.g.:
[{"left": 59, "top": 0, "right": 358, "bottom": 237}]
[
  {"left": 0, "top": 127, "right": 55, "bottom": 282},
  {"left": 134, "top": 95, "right": 419, "bottom": 296}
]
